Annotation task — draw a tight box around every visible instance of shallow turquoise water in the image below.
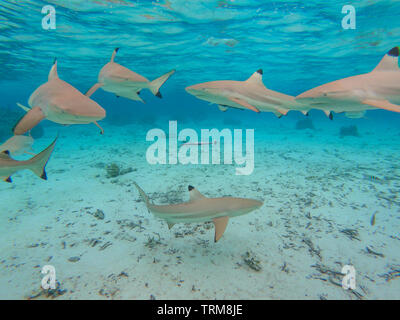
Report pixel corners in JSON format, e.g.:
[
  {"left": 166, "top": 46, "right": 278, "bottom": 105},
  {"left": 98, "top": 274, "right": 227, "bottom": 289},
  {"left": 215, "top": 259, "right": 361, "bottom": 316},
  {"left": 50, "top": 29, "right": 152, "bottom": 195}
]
[{"left": 0, "top": 0, "right": 400, "bottom": 300}]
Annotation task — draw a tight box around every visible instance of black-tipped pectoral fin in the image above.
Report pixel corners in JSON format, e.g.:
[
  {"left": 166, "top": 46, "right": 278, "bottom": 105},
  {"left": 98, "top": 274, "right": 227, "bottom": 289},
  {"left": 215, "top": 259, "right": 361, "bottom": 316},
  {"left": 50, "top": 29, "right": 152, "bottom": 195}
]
[{"left": 213, "top": 216, "right": 229, "bottom": 242}]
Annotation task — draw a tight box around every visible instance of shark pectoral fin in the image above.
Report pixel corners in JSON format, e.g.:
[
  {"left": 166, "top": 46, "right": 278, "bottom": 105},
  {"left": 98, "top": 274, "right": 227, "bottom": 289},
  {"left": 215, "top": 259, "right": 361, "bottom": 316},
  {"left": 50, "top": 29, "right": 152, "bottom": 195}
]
[
  {"left": 13, "top": 106, "right": 45, "bottom": 135},
  {"left": 94, "top": 121, "right": 104, "bottom": 135},
  {"left": 85, "top": 83, "right": 103, "bottom": 97},
  {"left": 16, "top": 102, "right": 31, "bottom": 112},
  {"left": 218, "top": 105, "right": 228, "bottom": 112},
  {"left": 229, "top": 97, "right": 260, "bottom": 113},
  {"left": 167, "top": 222, "right": 175, "bottom": 230},
  {"left": 362, "top": 99, "right": 400, "bottom": 113},
  {"left": 277, "top": 108, "right": 289, "bottom": 116},
  {"left": 273, "top": 111, "right": 283, "bottom": 118},
  {"left": 323, "top": 110, "right": 333, "bottom": 120},
  {"left": 213, "top": 216, "right": 229, "bottom": 242}
]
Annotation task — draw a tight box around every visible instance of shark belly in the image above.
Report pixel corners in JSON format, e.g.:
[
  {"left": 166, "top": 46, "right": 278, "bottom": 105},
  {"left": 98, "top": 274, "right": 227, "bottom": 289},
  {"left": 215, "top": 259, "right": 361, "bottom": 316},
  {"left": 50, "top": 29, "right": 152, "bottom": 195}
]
[{"left": 100, "top": 79, "right": 147, "bottom": 101}]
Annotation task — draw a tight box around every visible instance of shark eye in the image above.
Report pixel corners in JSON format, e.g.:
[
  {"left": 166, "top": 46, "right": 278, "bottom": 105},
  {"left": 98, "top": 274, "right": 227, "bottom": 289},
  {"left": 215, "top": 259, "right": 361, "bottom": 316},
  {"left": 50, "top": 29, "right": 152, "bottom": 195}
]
[{"left": 323, "top": 92, "right": 328, "bottom": 97}]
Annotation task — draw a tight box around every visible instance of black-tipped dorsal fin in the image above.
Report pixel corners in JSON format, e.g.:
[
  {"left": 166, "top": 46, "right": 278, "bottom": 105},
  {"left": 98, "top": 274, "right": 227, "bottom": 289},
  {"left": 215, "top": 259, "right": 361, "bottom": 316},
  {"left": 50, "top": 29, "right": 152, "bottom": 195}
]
[
  {"left": 111, "top": 48, "right": 119, "bottom": 62},
  {"left": 48, "top": 58, "right": 58, "bottom": 81},
  {"left": 245, "top": 69, "right": 265, "bottom": 86},
  {"left": 0, "top": 150, "right": 12, "bottom": 159},
  {"left": 188, "top": 185, "right": 206, "bottom": 201},
  {"left": 373, "top": 47, "right": 399, "bottom": 72}
]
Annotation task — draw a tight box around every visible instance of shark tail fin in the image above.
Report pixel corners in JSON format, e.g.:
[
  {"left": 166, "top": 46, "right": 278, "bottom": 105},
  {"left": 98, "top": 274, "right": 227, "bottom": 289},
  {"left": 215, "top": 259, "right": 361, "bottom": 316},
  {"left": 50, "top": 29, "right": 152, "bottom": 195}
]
[
  {"left": 148, "top": 70, "right": 175, "bottom": 98},
  {"left": 133, "top": 182, "right": 151, "bottom": 207},
  {"left": 27, "top": 137, "right": 57, "bottom": 180}
]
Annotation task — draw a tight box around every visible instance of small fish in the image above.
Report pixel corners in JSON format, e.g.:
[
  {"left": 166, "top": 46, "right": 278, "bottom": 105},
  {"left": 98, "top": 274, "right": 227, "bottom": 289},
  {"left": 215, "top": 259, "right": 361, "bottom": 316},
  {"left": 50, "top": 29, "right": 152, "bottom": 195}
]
[{"left": 371, "top": 211, "right": 378, "bottom": 226}]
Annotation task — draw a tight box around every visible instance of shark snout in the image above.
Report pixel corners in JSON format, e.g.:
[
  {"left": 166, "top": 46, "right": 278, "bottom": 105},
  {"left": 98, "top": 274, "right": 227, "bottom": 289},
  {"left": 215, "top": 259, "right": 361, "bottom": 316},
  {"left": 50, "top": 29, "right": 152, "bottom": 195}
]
[
  {"left": 251, "top": 199, "right": 263, "bottom": 209},
  {"left": 185, "top": 84, "right": 202, "bottom": 95},
  {"left": 76, "top": 100, "right": 106, "bottom": 120}
]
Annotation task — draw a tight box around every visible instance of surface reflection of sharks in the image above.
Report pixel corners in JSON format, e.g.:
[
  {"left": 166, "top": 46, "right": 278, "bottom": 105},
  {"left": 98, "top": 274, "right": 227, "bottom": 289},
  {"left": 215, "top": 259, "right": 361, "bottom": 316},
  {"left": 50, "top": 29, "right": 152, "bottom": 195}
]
[
  {"left": 14, "top": 60, "right": 106, "bottom": 135},
  {"left": 186, "top": 69, "right": 309, "bottom": 117},
  {"left": 133, "top": 183, "right": 263, "bottom": 242},
  {"left": 297, "top": 47, "right": 400, "bottom": 119},
  {"left": 85, "top": 48, "right": 175, "bottom": 103}
]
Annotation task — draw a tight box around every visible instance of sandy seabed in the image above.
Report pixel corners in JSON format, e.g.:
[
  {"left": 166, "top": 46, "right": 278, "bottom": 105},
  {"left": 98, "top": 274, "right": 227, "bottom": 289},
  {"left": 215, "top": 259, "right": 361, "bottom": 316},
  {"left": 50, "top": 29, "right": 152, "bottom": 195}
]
[{"left": 0, "top": 117, "right": 399, "bottom": 300}]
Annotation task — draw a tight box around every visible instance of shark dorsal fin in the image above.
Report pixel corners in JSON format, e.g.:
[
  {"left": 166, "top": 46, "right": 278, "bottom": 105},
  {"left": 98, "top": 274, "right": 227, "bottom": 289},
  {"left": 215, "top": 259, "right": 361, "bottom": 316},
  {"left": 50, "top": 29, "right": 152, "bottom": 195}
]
[
  {"left": 373, "top": 47, "right": 399, "bottom": 72},
  {"left": 0, "top": 150, "right": 12, "bottom": 160},
  {"left": 111, "top": 48, "right": 119, "bottom": 62},
  {"left": 188, "top": 185, "right": 206, "bottom": 201},
  {"left": 245, "top": 69, "right": 264, "bottom": 86},
  {"left": 48, "top": 59, "right": 59, "bottom": 81}
]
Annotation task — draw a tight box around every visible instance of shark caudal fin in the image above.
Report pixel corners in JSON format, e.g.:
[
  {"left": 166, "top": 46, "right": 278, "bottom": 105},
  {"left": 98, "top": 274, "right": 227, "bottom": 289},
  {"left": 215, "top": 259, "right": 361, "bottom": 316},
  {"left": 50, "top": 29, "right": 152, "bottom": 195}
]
[
  {"left": 148, "top": 70, "right": 175, "bottom": 98},
  {"left": 133, "top": 182, "right": 151, "bottom": 207},
  {"left": 27, "top": 137, "right": 57, "bottom": 180}
]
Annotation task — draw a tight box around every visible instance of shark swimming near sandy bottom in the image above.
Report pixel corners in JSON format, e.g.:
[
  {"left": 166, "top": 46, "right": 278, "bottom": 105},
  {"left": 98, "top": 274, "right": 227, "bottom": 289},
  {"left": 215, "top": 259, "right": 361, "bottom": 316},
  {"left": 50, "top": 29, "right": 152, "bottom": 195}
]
[
  {"left": 296, "top": 46, "right": 400, "bottom": 119},
  {"left": 0, "top": 137, "right": 56, "bottom": 183},
  {"left": 13, "top": 60, "right": 106, "bottom": 135},
  {"left": 185, "top": 69, "right": 310, "bottom": 117},
  {"left": 85, "top": 48, "right": 175, "bottom": 103},
  {"left": 133, "top": 182, "right": 263, "bottom": 242}
]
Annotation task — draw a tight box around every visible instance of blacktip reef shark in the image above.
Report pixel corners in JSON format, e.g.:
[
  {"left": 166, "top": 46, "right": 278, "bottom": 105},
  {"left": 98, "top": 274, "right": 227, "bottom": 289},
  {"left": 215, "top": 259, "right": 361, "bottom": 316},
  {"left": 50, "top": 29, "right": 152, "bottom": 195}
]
[
  {"left": 296, "top": 46, "right": 400, "bottom": 119},
  {"left": 0, "top": 137, "right": 56, "bottom": 183},
  {"left": 185, "top": 69, "right": 309, "bottom": 117},
  {"left": 85, "top": 48, "right": 175, "bottom": 103},
  {"left": 13, "top": 59, "right": 106, "bottom": 135},
  {"left": 133, "top": 182, "right": 263, "bottom": 242}
]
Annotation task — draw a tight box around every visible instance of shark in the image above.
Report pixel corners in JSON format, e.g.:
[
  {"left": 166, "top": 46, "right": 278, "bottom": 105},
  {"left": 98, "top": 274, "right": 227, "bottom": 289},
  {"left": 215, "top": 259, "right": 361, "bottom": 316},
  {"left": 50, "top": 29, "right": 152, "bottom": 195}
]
[
  {"left": 133, "top": 182, "right": 263, "bottom": 242},
  {"left": 85, "top": 48, "right": 175, "bottom": 103},
  {"left": 0, "top": 135, "right": 35, "bottom": 156},
  {"left": 13, "top": 59, "right": 106, "bottom": 135},
  {"left": 185, "top": 69, "right": 309, "bottom": 117},
  {"left": 296, "top": 46, "right": 400, "bottom": 119},
  {"left": 0, "top": 137, "right": 56, "bottom": 183}
]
